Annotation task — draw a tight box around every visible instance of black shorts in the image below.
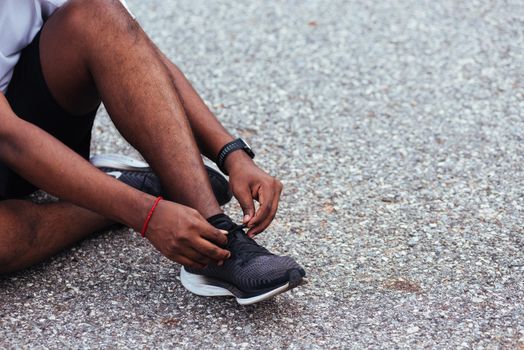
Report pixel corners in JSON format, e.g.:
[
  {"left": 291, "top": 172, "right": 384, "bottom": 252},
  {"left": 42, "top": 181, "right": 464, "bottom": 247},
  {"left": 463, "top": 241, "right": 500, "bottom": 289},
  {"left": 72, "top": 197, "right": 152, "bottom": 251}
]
[{"left": 0, "top": 30, "right": 100, "bottom": 199}]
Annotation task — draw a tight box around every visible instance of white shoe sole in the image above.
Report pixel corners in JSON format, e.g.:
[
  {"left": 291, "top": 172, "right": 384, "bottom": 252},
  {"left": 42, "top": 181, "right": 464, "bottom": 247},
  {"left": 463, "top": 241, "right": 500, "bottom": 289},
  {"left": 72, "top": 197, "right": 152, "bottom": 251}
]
[
  {"left": 90, "top": 154, "right": 150, "bottom": 171},
  {"left": 180, "top": 267, "right": 301, "bottom": 305}
]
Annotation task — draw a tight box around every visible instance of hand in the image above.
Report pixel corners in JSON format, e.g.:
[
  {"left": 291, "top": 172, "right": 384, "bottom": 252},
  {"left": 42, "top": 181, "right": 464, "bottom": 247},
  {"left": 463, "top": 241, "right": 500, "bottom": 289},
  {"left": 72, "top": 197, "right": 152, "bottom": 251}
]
[
  {"left": 225, "top": 151, "right": 283, "bottom": 237},
  {"left": 144, "top": 200, "right": 230, "bottom": 269}
]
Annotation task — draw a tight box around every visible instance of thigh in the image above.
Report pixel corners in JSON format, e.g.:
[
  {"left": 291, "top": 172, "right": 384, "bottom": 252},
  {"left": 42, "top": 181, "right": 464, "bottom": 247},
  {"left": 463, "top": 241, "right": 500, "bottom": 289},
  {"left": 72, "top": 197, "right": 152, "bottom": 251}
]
[{"left": 1, "top": 28, "right": 100, "bottom": 199}]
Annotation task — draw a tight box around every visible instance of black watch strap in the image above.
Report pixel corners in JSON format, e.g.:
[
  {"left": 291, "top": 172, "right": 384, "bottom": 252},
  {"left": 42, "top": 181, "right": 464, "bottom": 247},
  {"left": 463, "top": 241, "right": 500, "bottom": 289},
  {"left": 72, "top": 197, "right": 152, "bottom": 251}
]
[{"left": 217, "top": 138, "right": 255, "bottom": 175}]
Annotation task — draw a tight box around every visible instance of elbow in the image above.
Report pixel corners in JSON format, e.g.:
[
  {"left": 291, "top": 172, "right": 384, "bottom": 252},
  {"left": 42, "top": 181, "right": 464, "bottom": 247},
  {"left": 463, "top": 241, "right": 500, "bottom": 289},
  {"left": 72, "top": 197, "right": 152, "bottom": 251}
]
[
  {"left": 0, "top": 100, "right": 18, "bottom": 159},
  {"left": 0, "top": 115, "right": 11, "bottom": 143},
  {"left": 0, "top": 94, "right": 31, "bottom": 165},
  {"left": 0, "top": 93, "right": 11, "bottom": 132}
]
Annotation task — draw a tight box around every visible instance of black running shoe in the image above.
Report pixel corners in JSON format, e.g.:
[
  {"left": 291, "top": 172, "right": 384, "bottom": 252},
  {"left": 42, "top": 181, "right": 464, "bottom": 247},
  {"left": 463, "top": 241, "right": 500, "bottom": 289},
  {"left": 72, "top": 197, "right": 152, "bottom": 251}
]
[
  {"left": 181, "top": 214, "right": 306, "bottom": 305},
  {"left": 90, "top": 154, "right": 233, "bottom": 206}
]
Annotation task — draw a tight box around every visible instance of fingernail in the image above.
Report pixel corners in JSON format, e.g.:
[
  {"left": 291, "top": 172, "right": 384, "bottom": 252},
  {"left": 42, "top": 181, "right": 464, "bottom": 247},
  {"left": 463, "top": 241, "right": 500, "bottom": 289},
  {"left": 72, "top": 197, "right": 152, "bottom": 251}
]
[
  {"left": 243, "top": 215, "right": 250, "bottom": 223},
  {"left": 220, "top": 229, "right": 228, "bottom": 235},
  {"left": 227, "top": 252, "right": 232, "bottom": 258},
  {"left": 217, "top": 260, "right": 224, "bottom": 266}
]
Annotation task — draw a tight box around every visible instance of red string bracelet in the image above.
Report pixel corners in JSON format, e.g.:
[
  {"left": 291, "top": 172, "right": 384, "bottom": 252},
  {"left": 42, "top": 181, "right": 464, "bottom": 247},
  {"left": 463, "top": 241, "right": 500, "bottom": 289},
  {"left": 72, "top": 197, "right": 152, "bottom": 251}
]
[{"left": 140, "top": 196, "right": 163, "bottom": 237}]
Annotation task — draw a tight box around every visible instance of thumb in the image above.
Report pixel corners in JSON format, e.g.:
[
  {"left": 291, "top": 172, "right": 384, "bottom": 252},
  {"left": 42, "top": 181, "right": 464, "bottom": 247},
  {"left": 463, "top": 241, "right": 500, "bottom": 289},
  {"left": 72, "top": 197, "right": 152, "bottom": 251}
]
[{"left": 235, "top": 186, "right": 255, "bottom": 224}]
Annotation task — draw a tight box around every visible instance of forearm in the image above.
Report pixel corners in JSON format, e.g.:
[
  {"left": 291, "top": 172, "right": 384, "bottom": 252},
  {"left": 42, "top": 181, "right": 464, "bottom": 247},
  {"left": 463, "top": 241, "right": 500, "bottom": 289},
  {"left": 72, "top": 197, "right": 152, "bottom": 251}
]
[
  {"left": 155, "top": 52, "right": 282, "bottom": 234},
  {"left": 0, "top": 106, "right": 151, "bottom": 230}
]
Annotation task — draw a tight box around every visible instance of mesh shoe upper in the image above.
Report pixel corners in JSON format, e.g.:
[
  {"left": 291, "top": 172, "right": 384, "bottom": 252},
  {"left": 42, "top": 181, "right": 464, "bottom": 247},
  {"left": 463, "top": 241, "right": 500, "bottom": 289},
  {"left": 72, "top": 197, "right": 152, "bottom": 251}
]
[
  {"left": 186, "top": 214, "right": 305, "bottom": 294},
  {"left": 101, "top": 167, "right": 163, "bottom": 197}
]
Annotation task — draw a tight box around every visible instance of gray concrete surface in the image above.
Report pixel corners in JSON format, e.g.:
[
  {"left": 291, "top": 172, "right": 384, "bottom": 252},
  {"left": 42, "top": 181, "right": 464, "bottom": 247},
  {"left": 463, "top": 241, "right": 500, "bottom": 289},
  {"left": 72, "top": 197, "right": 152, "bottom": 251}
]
[{"left": 1, "top": 0, "right": 523, "bottom": 348}]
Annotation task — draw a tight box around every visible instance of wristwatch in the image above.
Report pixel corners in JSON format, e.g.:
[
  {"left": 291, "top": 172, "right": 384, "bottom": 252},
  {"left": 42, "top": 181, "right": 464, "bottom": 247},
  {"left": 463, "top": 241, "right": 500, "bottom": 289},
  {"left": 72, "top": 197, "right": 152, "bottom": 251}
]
[{"left": 217, "top": 138, "right": 255, "bottom": 175}]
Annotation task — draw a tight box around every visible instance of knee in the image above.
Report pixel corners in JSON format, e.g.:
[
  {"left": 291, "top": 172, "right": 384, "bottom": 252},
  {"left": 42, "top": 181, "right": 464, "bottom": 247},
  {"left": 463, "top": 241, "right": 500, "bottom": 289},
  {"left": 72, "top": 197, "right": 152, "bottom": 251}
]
[
  {"left": 0, "top": 232, "right": 37, "bottom": 275},
  {"left": 0, "top": 205, "right": 37, "bottom": 274},
  {"left": 0, "top": 236, "right": 24, "bottom": 274},
  {"left": 56, "top": 0, "right": 138, "bottom": 40}
]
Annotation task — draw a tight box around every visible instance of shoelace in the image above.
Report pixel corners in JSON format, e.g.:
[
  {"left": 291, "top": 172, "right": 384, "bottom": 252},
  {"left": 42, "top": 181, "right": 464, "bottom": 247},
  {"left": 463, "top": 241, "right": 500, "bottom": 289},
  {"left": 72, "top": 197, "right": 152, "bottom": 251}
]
[{"left": 226, "top": 223, "right": 271, "bottom": 263}]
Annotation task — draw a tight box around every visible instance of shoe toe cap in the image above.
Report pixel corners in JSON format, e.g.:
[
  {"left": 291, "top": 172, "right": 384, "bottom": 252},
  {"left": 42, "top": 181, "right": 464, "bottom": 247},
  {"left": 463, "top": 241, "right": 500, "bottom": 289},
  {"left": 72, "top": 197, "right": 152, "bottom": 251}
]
[{"left": 241, "top": 255, "right": 305, "bottom": 289}]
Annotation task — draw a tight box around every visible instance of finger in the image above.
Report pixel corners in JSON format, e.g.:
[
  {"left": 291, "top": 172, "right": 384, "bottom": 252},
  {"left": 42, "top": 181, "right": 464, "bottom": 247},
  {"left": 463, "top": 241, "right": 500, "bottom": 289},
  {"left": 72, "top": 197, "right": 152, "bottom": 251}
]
[
  {"left": 193, "top": 238, "right": 231, "bottom": 262},
  {"left": 235, "top": 185, "right": 256, "bottom": 224},
  {"left": 175, "top": 255, "right": 206, "bottom": 270},
  {"left": 248, "top": 187, "right": 281, "bottom": 237},
  {"left": 183, "top": 247, "right": 213, "bottom": 267},
  {"left": 199, "top": 222, "right": 229, "bottom": 246},
  {"left": 247, "top": 185, "right": 274, "bottom": 229},
  {"left": 250, "top": 194, "right": 280, "bottom": 236}
]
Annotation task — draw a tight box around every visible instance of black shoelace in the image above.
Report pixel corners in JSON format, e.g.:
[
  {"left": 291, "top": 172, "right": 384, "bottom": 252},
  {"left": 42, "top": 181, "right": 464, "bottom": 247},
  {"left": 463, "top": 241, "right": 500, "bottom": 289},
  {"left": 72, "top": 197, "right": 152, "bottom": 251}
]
[{"left": 226, "top": 224, "right": 271, "bottom": 263}]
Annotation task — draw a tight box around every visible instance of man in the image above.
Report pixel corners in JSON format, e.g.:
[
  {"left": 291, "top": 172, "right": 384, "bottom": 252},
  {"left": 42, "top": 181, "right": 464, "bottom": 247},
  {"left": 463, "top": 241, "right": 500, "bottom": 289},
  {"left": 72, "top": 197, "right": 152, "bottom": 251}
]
[{"left": 0, "top": 0, "right": 304, "bottom": 304}]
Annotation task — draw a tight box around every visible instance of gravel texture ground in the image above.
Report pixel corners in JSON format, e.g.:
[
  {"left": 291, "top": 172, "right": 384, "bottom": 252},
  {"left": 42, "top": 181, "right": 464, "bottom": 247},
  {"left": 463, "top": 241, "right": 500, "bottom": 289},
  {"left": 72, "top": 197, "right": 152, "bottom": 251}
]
[{"left": 1, "top": 0, "right": 523, "bottom": 348}]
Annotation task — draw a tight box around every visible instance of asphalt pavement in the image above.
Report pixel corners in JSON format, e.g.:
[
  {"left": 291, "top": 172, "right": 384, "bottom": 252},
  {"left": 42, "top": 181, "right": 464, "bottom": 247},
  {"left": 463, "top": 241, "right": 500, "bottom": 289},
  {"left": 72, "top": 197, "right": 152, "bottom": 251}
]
[{"left": 1, "top": 0, "right": 523, "bottom": 348}]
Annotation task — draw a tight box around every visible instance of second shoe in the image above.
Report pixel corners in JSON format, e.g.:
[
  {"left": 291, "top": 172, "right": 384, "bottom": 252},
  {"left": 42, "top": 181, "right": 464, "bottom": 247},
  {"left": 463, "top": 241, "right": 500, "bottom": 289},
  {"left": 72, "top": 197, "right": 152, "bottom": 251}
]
[{"left": 90, "top": 154, "right": 233, "bottom": 206}]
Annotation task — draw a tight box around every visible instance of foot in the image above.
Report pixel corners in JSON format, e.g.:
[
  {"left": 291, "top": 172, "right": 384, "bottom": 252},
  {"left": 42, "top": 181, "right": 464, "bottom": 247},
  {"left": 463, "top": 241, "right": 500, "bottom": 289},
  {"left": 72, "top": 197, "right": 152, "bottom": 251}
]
[
  {"left": 180, "top": 214, "right": 306, "bottom": 305},
  {"left": 90, "top": 154, "right": 233, "bottom": 206}
]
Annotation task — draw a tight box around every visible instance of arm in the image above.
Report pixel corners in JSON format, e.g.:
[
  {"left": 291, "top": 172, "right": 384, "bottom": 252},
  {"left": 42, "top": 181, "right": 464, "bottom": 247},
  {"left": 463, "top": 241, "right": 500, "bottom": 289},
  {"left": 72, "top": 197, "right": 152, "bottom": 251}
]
[
  {"left": 0, "top": 93, "right": 228, "bottom": 268},
  {"left": 0, "top": 94, "right": 150, "bottom": 229},
  {"left": 158, "top": 52, "right": 283, "bottom": 236}
]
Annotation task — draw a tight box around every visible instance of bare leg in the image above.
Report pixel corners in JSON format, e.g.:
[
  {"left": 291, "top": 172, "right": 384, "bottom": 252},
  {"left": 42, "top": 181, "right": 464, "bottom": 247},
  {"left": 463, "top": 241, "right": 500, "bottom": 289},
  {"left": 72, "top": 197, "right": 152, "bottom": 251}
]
[
  {"left": 39, "top": 0, "right": 222, "bottom": 219},
  {"left": 0, "top": 0, "right": 234, "bottom": 273},
  {"left": 155, "top": 49, "right": 235, "bottom": 161},
  {"left": 0, "top": 199, "right": 111, "bottom": 274}
]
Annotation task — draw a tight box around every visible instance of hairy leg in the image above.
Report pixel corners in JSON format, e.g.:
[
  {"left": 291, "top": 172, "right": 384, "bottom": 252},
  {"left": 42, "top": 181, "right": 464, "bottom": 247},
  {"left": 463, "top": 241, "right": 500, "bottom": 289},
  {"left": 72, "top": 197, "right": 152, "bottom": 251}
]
[
  {"left": 0, "top": 199, "right": 111, "bottom": 274},
  {"left": 40, "top": 0, "right": 222, "bottom": 218},
  {"left": 155, "top": 49, "right": 234, "bottom": 161},
  {"left": 0, "top": 1, "right": 232, "bottom": 272}
]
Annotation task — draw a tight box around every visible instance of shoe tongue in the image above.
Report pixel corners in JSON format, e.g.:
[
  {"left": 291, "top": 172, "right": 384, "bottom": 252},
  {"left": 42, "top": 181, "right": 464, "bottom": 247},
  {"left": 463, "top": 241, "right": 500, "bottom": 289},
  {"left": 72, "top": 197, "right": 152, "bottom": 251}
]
[
  {"left": 207, "top": 213, "right": 236, "bottom": 231},
  {"left": 207, "top": 213, "right": 251, "bottom": 249}
]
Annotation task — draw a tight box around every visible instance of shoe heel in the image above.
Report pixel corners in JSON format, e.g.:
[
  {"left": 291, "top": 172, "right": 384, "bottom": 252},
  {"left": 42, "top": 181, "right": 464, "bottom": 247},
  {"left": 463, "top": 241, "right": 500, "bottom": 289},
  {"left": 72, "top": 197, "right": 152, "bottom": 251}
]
[{"left": 90, "top": 154, "right": 150, "bottom": 171}]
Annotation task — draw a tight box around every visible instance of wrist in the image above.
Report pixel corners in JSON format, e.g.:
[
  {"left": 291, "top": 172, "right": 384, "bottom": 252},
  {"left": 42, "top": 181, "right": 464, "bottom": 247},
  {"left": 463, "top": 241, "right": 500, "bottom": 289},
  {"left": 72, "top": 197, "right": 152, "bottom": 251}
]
[
  {"left": 217, "top": 138, "right": 255, "bottom": 174},
  {"left": 140, "top": 196, "right": 163, "bottom": 237},
  {"left": 223, "top": 150, "right": 255, "bottom": 174},
  {"left": 116, "top": 189, "right": 157, "bottom": 232}
]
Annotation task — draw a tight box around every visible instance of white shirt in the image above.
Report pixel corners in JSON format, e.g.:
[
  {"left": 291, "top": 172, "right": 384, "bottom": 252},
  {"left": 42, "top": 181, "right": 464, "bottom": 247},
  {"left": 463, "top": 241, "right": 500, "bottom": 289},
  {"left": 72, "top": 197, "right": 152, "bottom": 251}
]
[{"left": 0, "top": 0, "right": 133, "bottom": 93}]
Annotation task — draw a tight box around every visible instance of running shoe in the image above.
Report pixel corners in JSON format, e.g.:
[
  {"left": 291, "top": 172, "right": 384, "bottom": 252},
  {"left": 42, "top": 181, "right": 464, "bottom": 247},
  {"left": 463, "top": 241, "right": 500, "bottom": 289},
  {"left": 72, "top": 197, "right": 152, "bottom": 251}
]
[
  {"left": 181, "top": 214, "right": 306, "bottom": 305},
  {"left": 90, "top": 154, "right": 233, "bottom": 206}
]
